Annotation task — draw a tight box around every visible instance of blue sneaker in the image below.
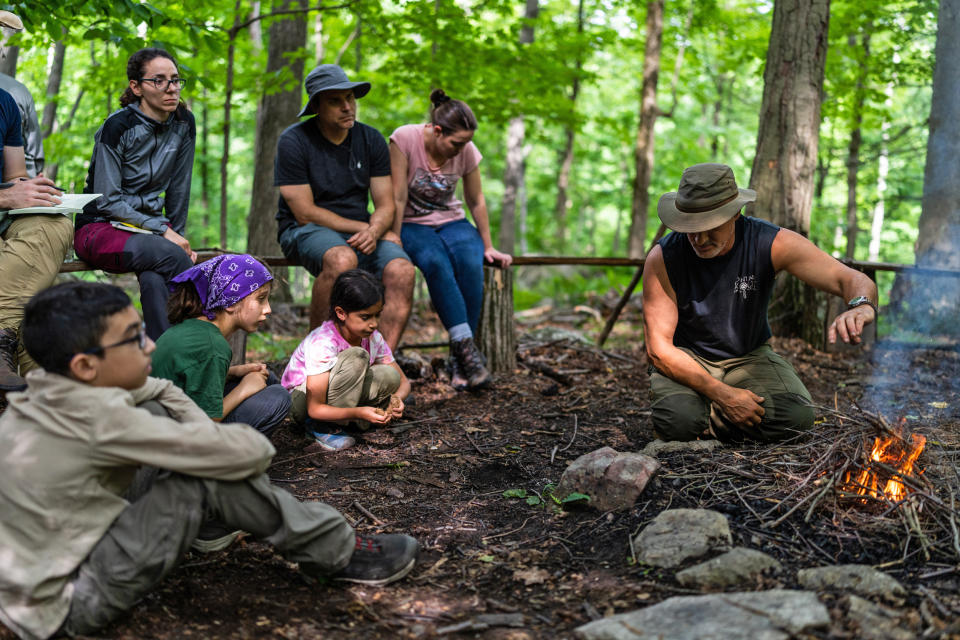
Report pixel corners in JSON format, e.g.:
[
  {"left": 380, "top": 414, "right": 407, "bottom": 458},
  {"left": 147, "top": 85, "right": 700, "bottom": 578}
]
[{"left": 309, "top": 430, "right": 356, "bottom": 451}]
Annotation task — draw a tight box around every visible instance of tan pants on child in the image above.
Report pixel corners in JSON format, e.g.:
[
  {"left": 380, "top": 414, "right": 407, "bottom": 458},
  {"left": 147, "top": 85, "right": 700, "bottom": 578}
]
[{"left": 289, "top": 346, "right": 401, "bottom": 429}]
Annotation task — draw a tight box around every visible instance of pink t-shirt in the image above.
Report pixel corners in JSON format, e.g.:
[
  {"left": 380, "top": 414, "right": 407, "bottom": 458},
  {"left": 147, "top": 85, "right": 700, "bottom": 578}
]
[
  {"left": 389, "top": 123, "right": 482, "bottom": 227},
  {"left": 281, "top": 320, "right": 394, "bottom": 390}
]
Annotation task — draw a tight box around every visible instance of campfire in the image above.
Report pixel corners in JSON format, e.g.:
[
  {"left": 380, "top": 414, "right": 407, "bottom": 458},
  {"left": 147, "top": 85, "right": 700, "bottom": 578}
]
[{"left": 843, "top": 418, "right": 926, "bottom": 502}]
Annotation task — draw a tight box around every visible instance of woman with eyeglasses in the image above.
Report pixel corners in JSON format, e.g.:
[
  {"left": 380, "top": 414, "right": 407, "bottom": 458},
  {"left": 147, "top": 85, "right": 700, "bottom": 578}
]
[{"left": 75, "top": 47, "right": 196, "bottom": 341}]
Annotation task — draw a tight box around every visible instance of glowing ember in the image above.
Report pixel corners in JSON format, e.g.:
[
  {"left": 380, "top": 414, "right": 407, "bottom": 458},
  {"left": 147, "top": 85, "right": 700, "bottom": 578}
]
[{"left": 844, "top": 420, "right": 926, "bottom": 501}]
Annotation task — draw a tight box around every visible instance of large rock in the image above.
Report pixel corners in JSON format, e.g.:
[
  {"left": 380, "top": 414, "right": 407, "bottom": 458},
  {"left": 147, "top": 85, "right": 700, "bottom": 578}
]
[
  {"left": 555, "top": 447, "right": 660, "bottom": 512},
  {"left": 575, "top": 589, "right": 829, "bottom": 640},
  {"left": 797, "top": 565, "right": 906, "bottom": 599},
  {"left": 633, "top": 508, "right": 731, "bottom": 568},
  {"left": 641, "top": 439, "right": 722, "bottom": 457},
  {"left": 675, "top": 547, "right": 782, "bottom": 588}
]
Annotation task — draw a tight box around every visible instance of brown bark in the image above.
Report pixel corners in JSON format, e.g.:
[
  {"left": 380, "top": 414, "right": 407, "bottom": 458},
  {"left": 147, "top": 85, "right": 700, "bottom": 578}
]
[
  {"left": 247, "top": 0, "right": 309, "bottom": 302},
  {"left": 554, "top": 0, "right": 585, "bottom": 252},
  {"left": 500, "top": 0, "right": 539, "bottom": 255},
  {"left": 747, "top": 0, "right": 830, "bottom": 341},
  {"left": 844, "top": 30, "right": 870, "bottom": 260},
  {"left": 477, "top": 267, "right": 516, "bottom": 373},
  {"left": 627, "top": 0, "right": 664, "bottom": 259}
]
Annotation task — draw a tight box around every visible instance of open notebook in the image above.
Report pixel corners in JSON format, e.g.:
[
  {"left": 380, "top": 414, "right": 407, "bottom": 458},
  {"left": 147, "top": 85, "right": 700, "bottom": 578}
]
[{"left": 6, "top": 192, "right": 102, "bottom": 215}]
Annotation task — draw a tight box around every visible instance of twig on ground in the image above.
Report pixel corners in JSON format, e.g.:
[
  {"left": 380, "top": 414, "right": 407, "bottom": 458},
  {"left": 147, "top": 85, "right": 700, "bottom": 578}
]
[{"left": 352, "top": 500, "right": 386, "bottom": 525}]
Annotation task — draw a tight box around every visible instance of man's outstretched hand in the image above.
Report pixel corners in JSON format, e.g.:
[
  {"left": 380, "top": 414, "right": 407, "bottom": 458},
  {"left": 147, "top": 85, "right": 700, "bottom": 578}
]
[
  {"left": 827, "top": 305, "right": 875, "bottom": 345},
  {"left": 0, "top": 176, "right": 62, "bottom": 209}
]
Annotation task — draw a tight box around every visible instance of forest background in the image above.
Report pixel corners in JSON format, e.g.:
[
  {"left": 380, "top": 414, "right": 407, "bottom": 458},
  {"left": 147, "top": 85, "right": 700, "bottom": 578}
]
[{"left": 0, "top": 0, "right": 941, "bottom": 336}]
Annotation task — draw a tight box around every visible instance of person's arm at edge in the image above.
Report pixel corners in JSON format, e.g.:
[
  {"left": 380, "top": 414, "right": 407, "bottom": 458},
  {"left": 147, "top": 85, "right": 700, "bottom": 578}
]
[
  {"left": 463, "top": 167, "right": 511, "bottom": 267},
  {"left": 162, "top": 111, "right": 195, "bottom": 235},
  {"left": 388, "top": 141, "right": 408, "bottom": 238},
  {"left": 771, "top": 228, "right": 879, "bottom": 345},
  {"left": 642, "top": 245, "right": 765, "bottom": 427},
  {"left": 0, "top": 145, "right": 61, "bottom": 209}
]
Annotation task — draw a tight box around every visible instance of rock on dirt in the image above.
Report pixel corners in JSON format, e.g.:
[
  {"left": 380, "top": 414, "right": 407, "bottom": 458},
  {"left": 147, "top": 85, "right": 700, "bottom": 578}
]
[
  {"left": 675, "top": 547, "right": 782, "bottom": 588},
  {"left": 555, "top": 447, "right": 660, "bottom": 512},
  {"left": 633, "top": 508, "right": 732, "bottom": 568}
]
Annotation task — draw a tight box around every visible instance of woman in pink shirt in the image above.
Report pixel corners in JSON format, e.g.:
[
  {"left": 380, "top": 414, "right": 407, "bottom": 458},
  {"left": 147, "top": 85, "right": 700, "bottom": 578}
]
[{"left": 389, "top": 90, "right": 511, "bottom": 391}]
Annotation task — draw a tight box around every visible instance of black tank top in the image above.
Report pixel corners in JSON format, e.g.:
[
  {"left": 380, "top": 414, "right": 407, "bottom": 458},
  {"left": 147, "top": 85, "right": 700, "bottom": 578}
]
[{"left": 659, "top": 215, "right": 780, "bottom": 360}]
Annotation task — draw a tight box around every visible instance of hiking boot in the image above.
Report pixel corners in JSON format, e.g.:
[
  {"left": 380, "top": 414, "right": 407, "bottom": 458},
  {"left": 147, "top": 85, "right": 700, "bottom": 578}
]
[
  {"left": 334, "top": 534, "right": 419, "bottom": 586},
  {"left": 0, "top": 329, "right": 25, "bottom": 392},
  {"left": 307, "top": 430, "right": 356, "bottom": 452},
  {"left": 447, "top": 356, "right": 468, "bottom": 391},
  {"left": 450, "top": 337, "right": 491, "bottom": 390}
]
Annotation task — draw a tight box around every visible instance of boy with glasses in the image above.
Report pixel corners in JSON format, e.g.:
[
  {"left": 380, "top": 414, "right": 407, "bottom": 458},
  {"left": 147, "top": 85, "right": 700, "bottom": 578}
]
[{"left": 0, "top": 281, "right": 419, "bottom": 639}]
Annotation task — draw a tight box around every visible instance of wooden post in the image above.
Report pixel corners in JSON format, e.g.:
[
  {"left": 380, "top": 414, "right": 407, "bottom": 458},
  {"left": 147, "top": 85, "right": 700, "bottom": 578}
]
[
  {"left": 477, "top": 266, "right": 516, "bottom": 373},
  {"left": 228, "top": 330, "right": 247, "bottom": 365}
]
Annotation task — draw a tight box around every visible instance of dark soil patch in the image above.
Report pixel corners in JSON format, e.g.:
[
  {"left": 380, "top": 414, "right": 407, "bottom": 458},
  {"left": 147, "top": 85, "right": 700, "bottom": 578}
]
[{"left": 3, "top": 308, "right": 959, "bottom": 639}]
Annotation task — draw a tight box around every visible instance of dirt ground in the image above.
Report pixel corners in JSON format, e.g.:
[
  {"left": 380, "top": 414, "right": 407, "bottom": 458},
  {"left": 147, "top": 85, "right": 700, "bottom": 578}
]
[{"left": 3, "top": 304, "right": 959, "bottom": 640}]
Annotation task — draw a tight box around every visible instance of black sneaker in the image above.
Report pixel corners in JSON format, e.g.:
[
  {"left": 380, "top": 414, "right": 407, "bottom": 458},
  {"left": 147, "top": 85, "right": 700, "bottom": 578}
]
[{"left": 334, "top": 534, "right": 419, "bottom": 586}]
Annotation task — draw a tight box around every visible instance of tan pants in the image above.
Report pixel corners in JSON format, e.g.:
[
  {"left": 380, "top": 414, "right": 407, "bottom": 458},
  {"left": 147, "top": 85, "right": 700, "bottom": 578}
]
[
  {"left": 290, "top": 346, "right": 401, "bottom": 429},
  {"left": 0, "top": 214, "right": 73, "bottom": 373}
]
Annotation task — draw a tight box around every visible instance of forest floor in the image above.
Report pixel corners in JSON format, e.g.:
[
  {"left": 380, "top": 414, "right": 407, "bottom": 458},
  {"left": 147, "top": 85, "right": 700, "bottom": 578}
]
[{"left": 3, "top": 301, "right": 960, "bottom": 640}]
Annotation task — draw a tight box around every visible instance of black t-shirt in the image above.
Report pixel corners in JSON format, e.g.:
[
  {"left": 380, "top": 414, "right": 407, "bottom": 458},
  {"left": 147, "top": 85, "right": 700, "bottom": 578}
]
[
  {"left": 660, "top": 215, "right": 780, "bottom": 360},
  {"left": 274, "top": 118, "right": 391, "bottom": 238}
]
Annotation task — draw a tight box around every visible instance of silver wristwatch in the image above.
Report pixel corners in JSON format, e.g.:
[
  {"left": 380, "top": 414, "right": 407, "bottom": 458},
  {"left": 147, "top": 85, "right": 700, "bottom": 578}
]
[{"left": 847, "top": 296, "right": 878, "bottom": 317}]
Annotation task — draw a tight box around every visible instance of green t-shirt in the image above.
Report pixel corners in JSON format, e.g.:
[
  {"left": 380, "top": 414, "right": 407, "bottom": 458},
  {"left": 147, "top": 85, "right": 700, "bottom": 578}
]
[{"left": 151, "top": 318, "right": 232, "bottom": 418}]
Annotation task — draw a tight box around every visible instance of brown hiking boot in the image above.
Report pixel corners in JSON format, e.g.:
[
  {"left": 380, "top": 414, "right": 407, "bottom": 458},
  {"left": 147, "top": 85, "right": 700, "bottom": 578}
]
[
  {"left": 450, "top": 337, "right": 491, "bottom": 390},
  {"left": 0, "top": 329, "right": 25, "bottom": 392}
]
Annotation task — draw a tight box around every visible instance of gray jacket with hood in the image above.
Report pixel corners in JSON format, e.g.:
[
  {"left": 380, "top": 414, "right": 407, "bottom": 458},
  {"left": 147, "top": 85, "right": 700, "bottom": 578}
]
[{"left": 78, "top": 102, "right": 195, "bottom": 234}]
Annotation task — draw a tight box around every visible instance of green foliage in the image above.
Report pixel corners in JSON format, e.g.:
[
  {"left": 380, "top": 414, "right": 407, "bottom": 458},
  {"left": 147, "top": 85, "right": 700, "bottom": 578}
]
[{"left": 4, "top": 0, "right": 938, "bottom": 315}]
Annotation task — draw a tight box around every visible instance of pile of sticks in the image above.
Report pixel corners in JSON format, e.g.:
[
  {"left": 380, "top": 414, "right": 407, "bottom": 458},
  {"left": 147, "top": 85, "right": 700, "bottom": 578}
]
[{"left": 654, "top": 407, "right": 960, "bottom": 565}]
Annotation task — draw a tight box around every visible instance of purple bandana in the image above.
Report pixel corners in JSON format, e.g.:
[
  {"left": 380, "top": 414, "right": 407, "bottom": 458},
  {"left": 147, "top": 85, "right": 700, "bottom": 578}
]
[{"left": 169, "top": 254, "right": 273, "bottom": 320}]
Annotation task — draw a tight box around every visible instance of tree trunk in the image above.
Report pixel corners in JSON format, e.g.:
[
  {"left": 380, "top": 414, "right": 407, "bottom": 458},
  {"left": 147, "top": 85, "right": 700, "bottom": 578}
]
[
  {"left": 869, "top": 105, "right": 891, "bottom": 262},
  {"left": 220, "top": 0, "right": 243, "bottom": 250},
  {"left": 554, "top": 0, "right": 585, "bottom": 252},
  {"left": 844, "top": 30, "right": 870, "bottom": 260},
  {"left": 314, "top": 11, "right": 324, "bottom": 62},
  {"left": 247, "top": 0, "right": 308, "bottom": 302},
  {"left": 477, "top": 267, "right": 516, "bottom": 373},
  {"left": 626, "top": 0, "right": 664, "bottom": 259},
  {"left": 747, "top": 0, "right": 830, "bottom": 341},
  {"left": 500, "top": 0, "right": 538, "bottom": 256},
  {"left": 41, "top": 40, "right": 66, "bottom": 138},
  {"left": 895, "top": 0, "right": 960, "bottom": 334},
  {"left": 200, "top": 86, "right": 211, "bottom": 234}
]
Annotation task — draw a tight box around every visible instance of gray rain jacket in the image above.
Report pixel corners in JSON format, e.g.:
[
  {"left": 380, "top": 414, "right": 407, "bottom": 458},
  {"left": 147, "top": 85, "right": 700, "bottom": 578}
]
[{"left": 78, "top": 102, "right": 195, "bottom": 234}]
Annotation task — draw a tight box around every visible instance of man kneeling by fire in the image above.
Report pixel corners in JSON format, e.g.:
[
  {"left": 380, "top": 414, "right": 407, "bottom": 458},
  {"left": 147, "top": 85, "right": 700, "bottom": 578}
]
[{"left": 642, "top": 164, "right": 878, "bottom": 443}]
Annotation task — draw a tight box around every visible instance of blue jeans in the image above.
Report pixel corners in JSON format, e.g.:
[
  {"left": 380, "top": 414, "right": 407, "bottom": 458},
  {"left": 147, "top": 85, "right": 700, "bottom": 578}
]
[
  {"left": 223, "top": 372, "right": 291, "bottom": 435},
  {"left": 401, "top": 219, "right": 485, "bottom": 334}
]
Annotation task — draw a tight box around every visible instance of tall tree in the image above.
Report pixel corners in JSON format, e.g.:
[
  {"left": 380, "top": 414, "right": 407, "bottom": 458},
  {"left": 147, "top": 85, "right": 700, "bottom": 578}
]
[
  {"left": 626, "top": 0, "right": 664, "bottom": 259},
  {"left": 844, "top": 28, "right": 871, "bottom": 260},
  {"left": 247, "top": 0, "right": 309, "bottom": 303},
  {"left": 747, "top": 0, "right": 830, "bottom": 340},
  {"left": 909, "top": 0, "right": 960, "bottom": 330},
  {"left": 500, "top": 0, "right": 538, "bottom": 255},
  {"left": 553, "top": 0, "right": 585, "bottom": 252}
]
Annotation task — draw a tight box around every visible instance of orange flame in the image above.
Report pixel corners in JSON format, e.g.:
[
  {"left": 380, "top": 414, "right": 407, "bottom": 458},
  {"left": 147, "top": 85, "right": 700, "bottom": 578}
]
[{"left": 844, "top": 422, "right": 925, "bottom": 501}]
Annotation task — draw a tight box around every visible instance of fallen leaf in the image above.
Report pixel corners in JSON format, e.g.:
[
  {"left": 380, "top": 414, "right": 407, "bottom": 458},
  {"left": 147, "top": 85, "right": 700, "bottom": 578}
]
[{"left": 513, "top": 567, "right": 550, "bottom": 585}]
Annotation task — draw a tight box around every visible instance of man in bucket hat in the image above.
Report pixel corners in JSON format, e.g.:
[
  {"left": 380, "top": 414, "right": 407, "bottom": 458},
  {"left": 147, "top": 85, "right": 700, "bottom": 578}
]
[
  {"left": 642, "top": 163, "right": 878, "bottom": 443},
  {"left": 275, "top": 64, "right": 414, "bottom": 345}
]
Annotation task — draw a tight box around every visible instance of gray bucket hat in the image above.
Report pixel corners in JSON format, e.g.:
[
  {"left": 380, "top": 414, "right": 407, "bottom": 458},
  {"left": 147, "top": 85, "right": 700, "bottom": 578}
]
[
  {"left": 0, "top": 11, "right": 24, "bottom": 31},
  {"left": 657, "top": 163, "right": 756, "bottom": 233},
  {"left": 297, "top": 64, "right": 371, "bottom": 118}
]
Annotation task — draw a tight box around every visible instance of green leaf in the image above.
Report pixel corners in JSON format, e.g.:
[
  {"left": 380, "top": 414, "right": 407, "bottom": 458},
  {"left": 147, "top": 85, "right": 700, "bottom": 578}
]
[
  {"left": 562, "top": 492, "right": 591, "bottom": 503},
  {"left": 502, "top": 488, "right": 527, "bottom": 499},
  {"left": 526, "top": 496, "right": 542, "bottom": 505},
  {"left": 477, "top": 555, "right": 495, "bottom": 563}
]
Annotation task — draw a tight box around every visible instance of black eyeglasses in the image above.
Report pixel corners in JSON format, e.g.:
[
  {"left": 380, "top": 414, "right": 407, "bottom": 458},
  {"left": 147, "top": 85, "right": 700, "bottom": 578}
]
[
  {"left": 82, "top": 323, "right": 147, "bottom": 356},
  {"left": 139, "top": 77, "right": 187, "bottom": 91}
]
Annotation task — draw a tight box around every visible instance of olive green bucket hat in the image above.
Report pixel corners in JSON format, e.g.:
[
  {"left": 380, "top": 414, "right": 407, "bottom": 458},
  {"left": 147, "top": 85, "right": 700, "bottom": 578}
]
[{"left": 657, "top": 163, "right": 756, "bottom": 233}]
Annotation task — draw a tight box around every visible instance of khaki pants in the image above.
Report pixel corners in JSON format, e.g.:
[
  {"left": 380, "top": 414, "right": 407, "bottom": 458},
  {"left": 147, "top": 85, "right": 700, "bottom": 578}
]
[
  {"left": 290, "top": 346, "right": 401, "bottom": 429},
  {"left": 0, "top": 214, "right": 73, "bottom": 373},
  {"left": 60, "top": 469, "right": 354, "bottom": 635},
  {"left": 650, "top": 344, "right": 815, "bottom": 443}
]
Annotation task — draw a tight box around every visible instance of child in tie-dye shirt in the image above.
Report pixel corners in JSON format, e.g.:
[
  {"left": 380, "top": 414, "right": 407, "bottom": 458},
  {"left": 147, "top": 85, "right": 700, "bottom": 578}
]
[{"left": 282, "top": 269, "right": 410, "bottom": 451}]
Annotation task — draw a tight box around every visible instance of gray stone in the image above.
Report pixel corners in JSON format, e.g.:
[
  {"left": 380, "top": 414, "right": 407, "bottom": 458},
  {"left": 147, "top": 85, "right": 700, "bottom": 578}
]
[
  {"left": 845, "top": 595, "right": 916, "bottom": 640},
  {"left": 555, "top": 447, "right": 660, "bottom": 512},
  {"left": 641, "top": 439, "right": 723, "bottom": 457},
  {"left": 797, "top": 564, "right": 906, "bottom": 599},
  {"left": 634, "top": 508, "right": 731, "bottom": 568},
  {"left": 675, "top": 547, "right": 782, "bottom": 588},
  {"left": 522, "top": 326, "right": 592, "bottom": 345},
  {"left": 575, "top": 589, "right": 829, "bottom": 640}
]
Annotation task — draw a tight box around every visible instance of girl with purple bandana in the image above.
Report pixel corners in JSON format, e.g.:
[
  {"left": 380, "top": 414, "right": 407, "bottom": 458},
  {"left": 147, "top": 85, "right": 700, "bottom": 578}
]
[{"left": 151, "top": 254, "right": 291, "bottom": 435}]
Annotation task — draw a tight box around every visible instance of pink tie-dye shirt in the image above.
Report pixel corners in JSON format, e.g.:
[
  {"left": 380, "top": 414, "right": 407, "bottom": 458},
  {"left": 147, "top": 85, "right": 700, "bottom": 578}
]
[{"left": 281, "top": 320, "right": 394, "bottom": 390}]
